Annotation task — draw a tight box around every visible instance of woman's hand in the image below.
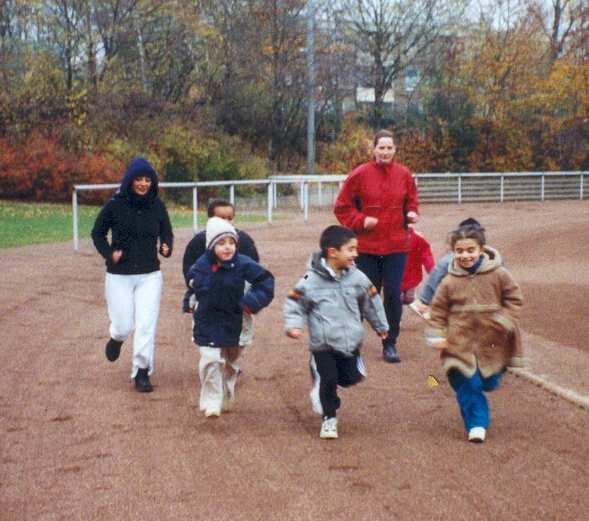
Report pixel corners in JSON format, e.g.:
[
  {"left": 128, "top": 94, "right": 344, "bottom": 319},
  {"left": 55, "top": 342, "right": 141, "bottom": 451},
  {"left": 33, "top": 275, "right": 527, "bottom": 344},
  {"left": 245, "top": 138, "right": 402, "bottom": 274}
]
[
  {"left": 160, "top": 243, "right": 170, "bottom": 257},
  {"left": 377, "top": 330, "right": 389, "bottom": 340},
  {"left": 364, "top": 216, "right": 378, "bottom": 230},
  {"left": 111, "top": 250, "right": 123, "bottom": 264},
  {"left": 406, "top": 211, "right": 419, "bottom": 224}
]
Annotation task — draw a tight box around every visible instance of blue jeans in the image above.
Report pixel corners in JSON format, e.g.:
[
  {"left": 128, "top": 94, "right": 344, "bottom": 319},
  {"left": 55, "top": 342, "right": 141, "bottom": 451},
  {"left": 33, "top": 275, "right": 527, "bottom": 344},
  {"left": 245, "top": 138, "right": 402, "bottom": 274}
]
[
  {"left": 447, "top": 369, "right": 504, "bottom": 431},
  {"left": 356, "top": 253, "right": 407, "bottom": 346}
]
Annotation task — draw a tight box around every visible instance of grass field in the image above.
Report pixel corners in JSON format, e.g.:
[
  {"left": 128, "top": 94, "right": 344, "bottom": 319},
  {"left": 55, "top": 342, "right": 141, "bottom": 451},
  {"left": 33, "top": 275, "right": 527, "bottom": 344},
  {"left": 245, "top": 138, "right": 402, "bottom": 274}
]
[{"left": 0, "top": 200, "right": 279, "bottom": 249}]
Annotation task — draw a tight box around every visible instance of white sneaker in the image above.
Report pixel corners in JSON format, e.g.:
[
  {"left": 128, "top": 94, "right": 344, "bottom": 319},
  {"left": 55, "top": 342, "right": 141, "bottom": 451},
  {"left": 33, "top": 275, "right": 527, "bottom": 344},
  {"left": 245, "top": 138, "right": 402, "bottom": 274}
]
[
  {"left": 320, "top": 417, "right": 338, "bottom": 439},
  {"left": 468, "top": 426, "right": 486, "bottom": 443},
  {"left": 204, "top": 408, "right": 221, "bottom": 418}
]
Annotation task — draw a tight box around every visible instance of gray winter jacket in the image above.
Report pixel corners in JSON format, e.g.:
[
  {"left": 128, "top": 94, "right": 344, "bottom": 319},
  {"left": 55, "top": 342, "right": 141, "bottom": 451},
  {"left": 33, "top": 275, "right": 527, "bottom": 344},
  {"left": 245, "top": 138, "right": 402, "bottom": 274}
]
[{"left": 283, "top": 252, "right": 389, "bottom": 356}]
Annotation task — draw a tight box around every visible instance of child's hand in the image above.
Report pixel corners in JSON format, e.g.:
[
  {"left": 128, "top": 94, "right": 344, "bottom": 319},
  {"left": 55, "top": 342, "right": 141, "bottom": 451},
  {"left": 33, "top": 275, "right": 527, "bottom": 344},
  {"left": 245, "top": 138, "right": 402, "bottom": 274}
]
[
  {"left": 428, "top": 338, "right": 448, "bottom": 350},
  {"left": 286, "top": 329, "right": 302, "bottom": 339},
  {"left": 377, "top": 330, "right": 388, "bottom": 340},
  {"left": 112, "top": 250, "right": 123, "bottom": 264},
  {"left": 414, "top": 301, "right": 430, "bottom": 314},
  {"left": 183, "top": 294, "right": 197, "bottom": 314},
  {"left": 160, "top": 243, "right": 170, "bottom": 257}
]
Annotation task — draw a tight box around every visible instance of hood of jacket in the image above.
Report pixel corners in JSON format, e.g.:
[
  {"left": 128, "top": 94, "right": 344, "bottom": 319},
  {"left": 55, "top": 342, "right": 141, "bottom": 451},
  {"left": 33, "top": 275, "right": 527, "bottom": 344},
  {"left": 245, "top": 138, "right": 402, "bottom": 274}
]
[
  {"left": 307, "top": 251, "right": 357, "bottom": 281},
  {"left": 448, "top": 246, "right": 502, "bottom": 277},
  {"left": 115, "top": 157, "right": 159, "bottom": 206}
]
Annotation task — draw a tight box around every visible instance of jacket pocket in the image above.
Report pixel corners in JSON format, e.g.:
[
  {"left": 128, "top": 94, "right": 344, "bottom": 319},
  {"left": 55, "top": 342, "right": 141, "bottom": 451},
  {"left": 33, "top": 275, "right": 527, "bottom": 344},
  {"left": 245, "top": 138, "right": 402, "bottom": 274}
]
[{"left": 489, "top": 312, "right": 516, "bottom": 333}]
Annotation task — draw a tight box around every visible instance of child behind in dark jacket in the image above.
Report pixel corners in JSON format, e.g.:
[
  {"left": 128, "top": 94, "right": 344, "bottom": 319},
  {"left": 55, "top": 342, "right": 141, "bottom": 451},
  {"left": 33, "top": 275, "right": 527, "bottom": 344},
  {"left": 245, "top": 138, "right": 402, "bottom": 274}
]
[
  {"left": 283, "top": 225, "right": 389, "bottom": 439},
  {"left": 187, "top": 217, "right": 274, "bottom": 417},
  {"left": 182, "top": 199, "right": 260, "bottom": 360}
]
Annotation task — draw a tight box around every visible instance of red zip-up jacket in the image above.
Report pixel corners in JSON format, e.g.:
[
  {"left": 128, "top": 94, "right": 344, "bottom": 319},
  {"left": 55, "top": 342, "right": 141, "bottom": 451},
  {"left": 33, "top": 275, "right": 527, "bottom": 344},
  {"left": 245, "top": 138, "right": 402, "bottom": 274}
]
[
  {"left": 334, "top": 160, "right": 419, "bottom": 255},
  {"left": 401, "top": 228, "right": 435, "bottom": 291}
]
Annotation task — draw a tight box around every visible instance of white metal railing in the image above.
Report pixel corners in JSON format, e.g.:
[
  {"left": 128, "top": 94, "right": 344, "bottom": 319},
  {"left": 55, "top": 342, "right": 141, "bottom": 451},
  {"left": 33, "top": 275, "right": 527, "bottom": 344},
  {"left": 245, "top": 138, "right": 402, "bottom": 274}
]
[{"left": 72, "top": 171, "right": 587, "bottom": 250}]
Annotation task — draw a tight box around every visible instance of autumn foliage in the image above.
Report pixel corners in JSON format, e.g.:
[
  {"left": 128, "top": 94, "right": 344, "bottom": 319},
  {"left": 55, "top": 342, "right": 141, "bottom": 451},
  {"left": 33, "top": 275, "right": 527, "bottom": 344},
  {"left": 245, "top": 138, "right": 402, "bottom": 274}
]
[
  {"left": 0, "top": 0, "right": 586, "bottom": 202},
  {"left": 0, "top": 132, "right": 124, "bottom": 203}
]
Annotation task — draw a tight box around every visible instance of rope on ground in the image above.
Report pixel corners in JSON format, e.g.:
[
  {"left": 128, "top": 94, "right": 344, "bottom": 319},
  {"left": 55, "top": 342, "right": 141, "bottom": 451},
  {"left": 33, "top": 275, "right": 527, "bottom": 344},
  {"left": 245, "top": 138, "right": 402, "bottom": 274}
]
[{"left": 508, "top": 367, "right": 589, "bottom": 411}]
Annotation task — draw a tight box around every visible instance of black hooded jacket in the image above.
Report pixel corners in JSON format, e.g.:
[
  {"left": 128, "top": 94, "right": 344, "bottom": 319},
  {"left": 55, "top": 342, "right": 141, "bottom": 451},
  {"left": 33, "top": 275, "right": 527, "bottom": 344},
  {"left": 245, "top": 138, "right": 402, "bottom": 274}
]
[{"left": 92, "top": 157, "right": 174, "bottom": 275}]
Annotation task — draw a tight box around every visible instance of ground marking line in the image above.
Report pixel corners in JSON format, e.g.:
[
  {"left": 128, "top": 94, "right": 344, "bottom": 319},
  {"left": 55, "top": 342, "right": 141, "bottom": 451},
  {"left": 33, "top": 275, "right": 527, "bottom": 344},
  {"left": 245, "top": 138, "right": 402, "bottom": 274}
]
[{"left": 508, "top": 367, "right": 589, "bottom": 411}]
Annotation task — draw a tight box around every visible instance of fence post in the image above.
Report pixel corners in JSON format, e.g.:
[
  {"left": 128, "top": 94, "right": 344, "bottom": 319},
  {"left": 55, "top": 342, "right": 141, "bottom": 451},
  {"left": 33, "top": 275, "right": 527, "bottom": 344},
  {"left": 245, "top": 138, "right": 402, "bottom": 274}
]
[
  {"left": 500, "top": 175, "right": 504, "bottom": 202},
  {"left": 267, "top": 182, "right": 273, "bottom": 223},
  {"left": 300, "top": 182, "right": 305, "bottom": 210},
  {"left": 580, "top": 173, "right": 584, "bottom": 200},
  {"left": 192, "top": 186, "right": 198, "bottom": 233},
  {"left": 273, "top": 181, "right": 278, "bottom": 208},
  {"left": 72, "top": 188, "right": 80, "bottom": 251},
  {"left": 230, "top": 184, "right": 235, "bottom": 205},
  {"left": 317, "top": 181, "right": 322, "bottom": 207},
  {"left": 541, "top": 175, "right": 545, "bottom": 201},
  {"left": 304, "top": 182, "right": 309, "bottom": 222},
  {"left": 457, "top": 175, "right": 462, "bottom": 204}
]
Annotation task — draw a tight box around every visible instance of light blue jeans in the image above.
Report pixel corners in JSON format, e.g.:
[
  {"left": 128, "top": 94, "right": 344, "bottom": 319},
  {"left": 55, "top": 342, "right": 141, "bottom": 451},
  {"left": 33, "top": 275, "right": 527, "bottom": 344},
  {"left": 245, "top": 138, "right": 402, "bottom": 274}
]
[{"left": 447, "top": 368, "right": 504, "bottom": 431}]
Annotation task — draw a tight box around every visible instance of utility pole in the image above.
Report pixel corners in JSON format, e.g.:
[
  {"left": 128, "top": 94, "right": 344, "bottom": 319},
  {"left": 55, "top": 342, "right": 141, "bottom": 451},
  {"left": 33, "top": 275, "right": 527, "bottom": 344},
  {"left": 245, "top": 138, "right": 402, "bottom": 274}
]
[{"left": 306, "top": 0, "right": 316, "bottom": 175}]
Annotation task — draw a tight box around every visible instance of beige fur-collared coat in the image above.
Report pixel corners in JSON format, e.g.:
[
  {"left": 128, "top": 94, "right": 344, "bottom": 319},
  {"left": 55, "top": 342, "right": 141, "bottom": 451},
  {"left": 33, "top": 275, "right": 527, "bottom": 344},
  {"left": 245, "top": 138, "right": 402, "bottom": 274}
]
[{"left": 426, "top": 247, "right": 524, "bottom": 378}]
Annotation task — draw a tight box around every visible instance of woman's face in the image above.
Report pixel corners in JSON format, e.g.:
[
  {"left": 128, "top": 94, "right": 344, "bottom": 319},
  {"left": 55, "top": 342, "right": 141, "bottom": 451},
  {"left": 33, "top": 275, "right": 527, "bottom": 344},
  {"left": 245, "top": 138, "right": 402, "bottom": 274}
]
[
  {"left": 132, "top": 175, "right": 152, "bottom": 196},
  {"left": 373, "top": 137, "right": 396, "bottom": 165}
]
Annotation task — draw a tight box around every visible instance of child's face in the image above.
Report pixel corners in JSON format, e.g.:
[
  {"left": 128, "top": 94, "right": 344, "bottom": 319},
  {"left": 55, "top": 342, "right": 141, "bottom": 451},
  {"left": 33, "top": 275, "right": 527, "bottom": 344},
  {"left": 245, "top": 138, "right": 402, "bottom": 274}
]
[
  {"left": 328, "top": 238, "right": 358, "bottom": 270},
  {"left": 213, "top": 236, "right": 237, "bottom": 262},
  {"left": 453, "top": 238, "right": 483, "bottom": 269},
  {"left": 213, "top": 205, "right": 235, "bottom": 222}
]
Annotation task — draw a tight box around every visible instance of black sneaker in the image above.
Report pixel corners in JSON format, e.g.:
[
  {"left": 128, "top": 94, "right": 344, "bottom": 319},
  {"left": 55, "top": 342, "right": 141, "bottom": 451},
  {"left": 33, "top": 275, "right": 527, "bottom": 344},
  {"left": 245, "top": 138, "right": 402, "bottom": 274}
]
[
  {"left": 383, "top": 344, "right": 400, "bottom": 363},
  {"left": 134, "top": 368, "right": 153, "bottom": 393},
  {"left": 105, "top": 338, "right": 123, "bottom": 362}
]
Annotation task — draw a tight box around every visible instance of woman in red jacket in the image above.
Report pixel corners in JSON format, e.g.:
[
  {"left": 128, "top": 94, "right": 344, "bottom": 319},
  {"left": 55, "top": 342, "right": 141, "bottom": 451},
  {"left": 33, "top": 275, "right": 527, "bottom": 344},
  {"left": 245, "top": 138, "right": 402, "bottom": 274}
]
[{"left": 334, "top": 130, "right": 419, "bottom": 363}]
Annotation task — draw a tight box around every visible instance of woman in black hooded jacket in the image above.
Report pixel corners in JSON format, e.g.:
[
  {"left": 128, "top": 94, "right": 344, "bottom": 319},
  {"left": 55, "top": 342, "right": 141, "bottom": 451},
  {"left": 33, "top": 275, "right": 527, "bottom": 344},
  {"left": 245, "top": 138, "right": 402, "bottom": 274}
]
[{"left": 92, "top": 157, "right": 173, "bottom": 392}]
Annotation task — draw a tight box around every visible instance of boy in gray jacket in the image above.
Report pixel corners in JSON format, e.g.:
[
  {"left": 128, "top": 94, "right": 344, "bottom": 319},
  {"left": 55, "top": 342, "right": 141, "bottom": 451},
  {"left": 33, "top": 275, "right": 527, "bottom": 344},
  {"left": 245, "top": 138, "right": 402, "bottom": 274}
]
[{"left": 284, "top": 225, "right": 389, "bottom": 439}]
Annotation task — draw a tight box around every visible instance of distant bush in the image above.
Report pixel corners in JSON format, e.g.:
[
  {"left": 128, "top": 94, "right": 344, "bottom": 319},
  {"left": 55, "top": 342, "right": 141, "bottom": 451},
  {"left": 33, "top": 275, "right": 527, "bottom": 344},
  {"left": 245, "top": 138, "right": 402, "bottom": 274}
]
[
  {"left": 158, "top": 124, "right": 268, "bottom": 204},
  {"left": 0, "top": 123, "right": 267, "bottom": 204},
  {"left": 319, "top": 116, "right": 373, "bottom": 174}
]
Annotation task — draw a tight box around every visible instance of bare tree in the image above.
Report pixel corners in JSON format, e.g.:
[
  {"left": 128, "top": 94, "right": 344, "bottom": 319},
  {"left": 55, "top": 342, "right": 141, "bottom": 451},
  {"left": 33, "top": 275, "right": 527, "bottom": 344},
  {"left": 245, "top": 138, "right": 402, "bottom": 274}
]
[
  {"left": 527, "top": 0, "right": 587, "bottom": 61},
  {"left": 340, "top": 0, "right": 468, "bottom": 128}
]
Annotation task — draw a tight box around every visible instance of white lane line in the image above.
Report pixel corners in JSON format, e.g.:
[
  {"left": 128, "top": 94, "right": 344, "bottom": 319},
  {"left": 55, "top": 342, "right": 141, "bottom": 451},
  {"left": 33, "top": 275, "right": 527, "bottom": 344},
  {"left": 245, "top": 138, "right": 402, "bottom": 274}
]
[{"left": 508, "top": 367, "right": 589, "bottom": 411}]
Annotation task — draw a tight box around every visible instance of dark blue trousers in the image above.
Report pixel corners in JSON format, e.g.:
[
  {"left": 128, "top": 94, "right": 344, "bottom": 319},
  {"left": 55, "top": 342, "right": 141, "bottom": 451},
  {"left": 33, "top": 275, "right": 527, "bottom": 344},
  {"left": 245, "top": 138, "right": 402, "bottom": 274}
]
[
  {"left": 356, "top": 253, "right": 407, "bottom": 346},
  {"left": 447, "top": 368, "right": 504, "bottom": 431}
]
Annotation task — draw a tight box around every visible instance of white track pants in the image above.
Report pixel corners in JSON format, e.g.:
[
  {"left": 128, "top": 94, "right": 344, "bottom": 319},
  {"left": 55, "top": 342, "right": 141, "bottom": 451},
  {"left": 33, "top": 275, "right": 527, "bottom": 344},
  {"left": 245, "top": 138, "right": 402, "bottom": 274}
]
[
  {"left": 238, "top": 312, "right": 254, "bottom": 348},
  {"left": 198, "top": 346, "right": 241, "bottom": 414},
  {"left": 105, "top": 271, "right": 163, "bottom": 378},
  {"left": 238, "top": 282, "right": 255, "bottom": 348}
]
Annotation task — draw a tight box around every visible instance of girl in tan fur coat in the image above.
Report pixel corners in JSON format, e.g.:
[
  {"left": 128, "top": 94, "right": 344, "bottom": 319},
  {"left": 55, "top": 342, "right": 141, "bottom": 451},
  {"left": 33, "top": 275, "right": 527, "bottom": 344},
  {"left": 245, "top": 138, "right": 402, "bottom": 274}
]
[{"left": 426, "top": 226, "right": 523, "bottom": 443}]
